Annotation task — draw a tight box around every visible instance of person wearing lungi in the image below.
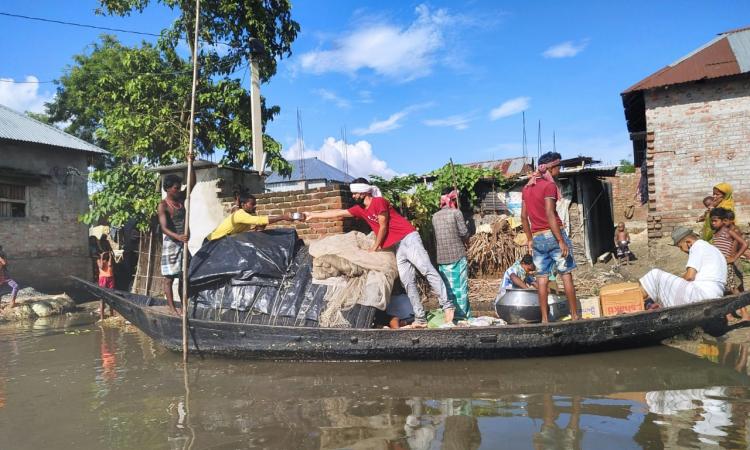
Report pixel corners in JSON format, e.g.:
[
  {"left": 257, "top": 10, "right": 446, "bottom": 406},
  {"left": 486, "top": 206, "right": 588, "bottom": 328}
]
[
  {"left": 432, "top": 187, "right": 472, "bottom": 320},
  {"left": 640, "top": 227, "right": 726, "bottom": 309},
  {"left": 158, "top": 173, "right": 195, "bottom": 315}
]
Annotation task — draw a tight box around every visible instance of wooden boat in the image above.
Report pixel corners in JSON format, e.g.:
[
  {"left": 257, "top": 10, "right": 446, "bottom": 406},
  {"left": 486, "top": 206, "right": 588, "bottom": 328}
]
[{"left": 73, "top": 276, "right": 750, "bottom": 360}]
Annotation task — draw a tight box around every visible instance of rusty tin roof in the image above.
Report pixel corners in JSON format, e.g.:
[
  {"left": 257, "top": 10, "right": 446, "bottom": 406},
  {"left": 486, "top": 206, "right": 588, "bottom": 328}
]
[{"left": 624, "top": 26, "right": 750, "bottom": 93}]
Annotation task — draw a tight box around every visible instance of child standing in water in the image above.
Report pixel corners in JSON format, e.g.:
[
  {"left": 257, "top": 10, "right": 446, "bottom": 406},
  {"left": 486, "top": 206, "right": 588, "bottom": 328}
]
[{"left": 97, "top": 251, "right": 115, "bottom": 319}]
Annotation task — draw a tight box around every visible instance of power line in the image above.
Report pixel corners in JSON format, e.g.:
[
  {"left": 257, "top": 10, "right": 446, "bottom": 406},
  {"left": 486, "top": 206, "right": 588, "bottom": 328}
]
[
  {"left": 0, "top": 11, "right": 162, "bottom": 37},
  {"left": 0, "top": 11, "right": 234, "bottom": 46}
]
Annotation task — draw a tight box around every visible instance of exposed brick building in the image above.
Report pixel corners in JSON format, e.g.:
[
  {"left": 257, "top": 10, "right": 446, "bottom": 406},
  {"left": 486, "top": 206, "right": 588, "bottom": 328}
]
[
  {"left": 0, "top": 104, "right": 107, "bottom": 293},
  {"left": 621, "top": 26, "right": 750, "bottom": 242}
]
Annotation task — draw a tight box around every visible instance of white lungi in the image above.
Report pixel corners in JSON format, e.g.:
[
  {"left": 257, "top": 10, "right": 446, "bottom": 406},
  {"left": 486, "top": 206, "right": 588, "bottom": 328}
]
[{"left": 640, "top": 269, "right": 723, "bottom": 307}]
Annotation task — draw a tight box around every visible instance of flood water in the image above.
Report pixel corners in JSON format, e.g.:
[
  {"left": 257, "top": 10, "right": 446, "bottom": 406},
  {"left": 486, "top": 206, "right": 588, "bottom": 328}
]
[{"left": 1, "top": 315, "right": 750, "bottom": 449}]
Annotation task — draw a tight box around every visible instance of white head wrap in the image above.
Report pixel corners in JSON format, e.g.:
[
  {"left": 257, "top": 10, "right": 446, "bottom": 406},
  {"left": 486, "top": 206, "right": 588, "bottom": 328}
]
[{"left": 350, "top": 183, "right": 382, "bottom": 198}]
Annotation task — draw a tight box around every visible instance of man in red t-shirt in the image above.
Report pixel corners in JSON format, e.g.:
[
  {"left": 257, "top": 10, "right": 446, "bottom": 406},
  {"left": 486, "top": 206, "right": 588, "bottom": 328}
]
[
  {"left": 306, "top": 178, "right": 453, "bottom": 327},
  {"left": 521, "top": 152, "right": 579, "bottom": 323}
]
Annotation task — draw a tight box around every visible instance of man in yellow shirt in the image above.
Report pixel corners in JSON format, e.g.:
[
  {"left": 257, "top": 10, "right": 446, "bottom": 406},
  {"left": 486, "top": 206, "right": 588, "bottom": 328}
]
[{"left": 206, "top": 195, "right": 293, "bottom": 241}]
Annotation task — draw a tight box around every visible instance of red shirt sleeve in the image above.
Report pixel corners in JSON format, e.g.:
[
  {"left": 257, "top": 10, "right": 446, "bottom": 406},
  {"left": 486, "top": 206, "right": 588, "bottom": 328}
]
[
  {"left": 542, "top": 182, "right": 558, "bottom": 199},
  {"left": 369, "top": 197, "right": 390, "bottom": 216},
  {"left": 347, "top": 204, "right": 365, "bottom": 218}
]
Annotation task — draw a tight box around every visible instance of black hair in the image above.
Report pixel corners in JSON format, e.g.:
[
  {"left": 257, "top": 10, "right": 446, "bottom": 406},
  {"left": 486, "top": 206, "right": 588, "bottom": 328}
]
[
  {"left": 538, "top": 151, "right": 562, "bottom": 166},
  {"left": 710, "top": 207, "right": 728, "bottom": 219},
  {"left": 441, "top": 186, "right": 455, "bottom": 195},
  {"left": 239, "top": 194, "right": 257, "bottom": 204},
  {"left": 726, "top": 210, "right": 735, "bottom": 221},
  {"left": 351, "top": 177, "right": 370, "bottom": 185},
  {"left": 521, "top": 254, "right": 534, "bottom": 266},
  {"left": 163, "top": 174, "right": 182, "bottom": 191}
]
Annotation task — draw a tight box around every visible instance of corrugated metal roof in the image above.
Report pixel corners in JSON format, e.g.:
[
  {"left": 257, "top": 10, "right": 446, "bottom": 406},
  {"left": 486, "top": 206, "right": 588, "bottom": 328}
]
[
  {"left": 623, "top": 27, "right": 750, "bottom": 93},
  {"left": 463, "top": 156, "right": 533, "bottom": 177},
  {"left": 0, "top": 103, "right": 107, "bottom": 154},
  {"left": 265, "top": 158, "right": 355, "bottom": 184}
]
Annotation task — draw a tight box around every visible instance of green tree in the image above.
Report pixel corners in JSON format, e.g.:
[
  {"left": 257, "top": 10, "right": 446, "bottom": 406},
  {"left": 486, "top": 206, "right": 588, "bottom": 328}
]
[
  {"left": 42, "top": 1, "right": 299, "bottom": 230},
  {"left": 619, "top": 159, "right": 636, "bottom": 174}
]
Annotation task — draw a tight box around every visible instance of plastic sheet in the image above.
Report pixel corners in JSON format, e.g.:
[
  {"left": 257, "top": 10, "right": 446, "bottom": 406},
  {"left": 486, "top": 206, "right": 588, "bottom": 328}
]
[
  {"left": 189, "top": 228, "right": 298, "bottom": 287},
  {"left": 190, "top": 229, "right": 327, "bottom": 326}
]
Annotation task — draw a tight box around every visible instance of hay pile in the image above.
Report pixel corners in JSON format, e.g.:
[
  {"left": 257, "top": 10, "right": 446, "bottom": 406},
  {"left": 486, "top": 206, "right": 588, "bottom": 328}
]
[{"left": 467, "top": 219, "right": 525, "bottom": 277}]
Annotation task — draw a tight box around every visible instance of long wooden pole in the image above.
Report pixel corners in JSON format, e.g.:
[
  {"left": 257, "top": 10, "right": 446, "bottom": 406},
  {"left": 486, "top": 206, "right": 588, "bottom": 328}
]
[
  {"left": 182, "top": 0, "right": 201, "bottom": 363},
  {"left": 449, "top": 158, "right": 461, "bottom": 210}
]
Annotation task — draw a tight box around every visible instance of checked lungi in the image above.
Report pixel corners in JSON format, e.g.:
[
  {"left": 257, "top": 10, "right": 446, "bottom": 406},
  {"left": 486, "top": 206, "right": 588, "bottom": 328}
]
[
  {"left": 161, "top": 236, "right": 185, "bottom": 278},
  {"left": 438, "top": 256, "right": 471, "bottom": 320}
]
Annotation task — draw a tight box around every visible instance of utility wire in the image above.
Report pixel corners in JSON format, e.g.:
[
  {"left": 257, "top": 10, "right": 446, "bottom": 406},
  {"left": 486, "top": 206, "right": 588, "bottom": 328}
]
[
  {"left": 0, "top": 11, "right": 235, "bottom": 46},
  {"left": 0, "top": 11, "right": 162, "bottom": 37}
]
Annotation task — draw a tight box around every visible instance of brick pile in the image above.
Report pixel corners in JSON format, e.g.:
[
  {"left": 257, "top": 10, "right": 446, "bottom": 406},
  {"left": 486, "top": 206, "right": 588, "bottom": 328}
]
[{"left": 253, "top": 184, "right": 367, "bottom": 242}]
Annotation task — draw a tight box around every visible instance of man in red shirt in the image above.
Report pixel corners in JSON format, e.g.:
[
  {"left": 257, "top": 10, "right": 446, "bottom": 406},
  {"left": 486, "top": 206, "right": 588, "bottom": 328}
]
[
  {"left": 306, "top": 178, "right": 453, "bottom": 327},
  {"left": 521, "top": 152, "right": 579, "bottom": 323}
]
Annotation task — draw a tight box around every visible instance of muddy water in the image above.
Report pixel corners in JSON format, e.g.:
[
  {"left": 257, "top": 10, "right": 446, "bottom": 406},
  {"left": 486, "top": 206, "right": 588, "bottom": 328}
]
[{"left": 1, "top": 316, "right": 750, "bottom": 449}]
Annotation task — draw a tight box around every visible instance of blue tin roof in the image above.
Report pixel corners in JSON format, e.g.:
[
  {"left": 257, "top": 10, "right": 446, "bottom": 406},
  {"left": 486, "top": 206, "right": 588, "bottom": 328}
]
[
  {"left": 0, "top": 103, "right": 107, "bottom": 154},
  {"left": 266, "top": 158, "right": 355, "bottom": 184}
]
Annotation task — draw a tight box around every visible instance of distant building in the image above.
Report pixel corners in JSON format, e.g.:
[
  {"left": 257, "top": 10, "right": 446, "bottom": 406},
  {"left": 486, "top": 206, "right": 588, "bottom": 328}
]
[
  {"left": 621, "top": 26, "right": 750, "bottom": 242},
  {"left": 0, "top": 104, "right": 107, "bottom": 293},
  {"left": 264, "top": 157, "right": 354, "bottom": 192}
]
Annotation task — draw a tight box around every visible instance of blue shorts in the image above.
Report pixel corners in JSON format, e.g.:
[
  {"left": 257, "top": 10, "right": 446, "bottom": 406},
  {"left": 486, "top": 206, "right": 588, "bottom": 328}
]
[{"left": 532, "top": 230, "right": 576, "bottom": 277}]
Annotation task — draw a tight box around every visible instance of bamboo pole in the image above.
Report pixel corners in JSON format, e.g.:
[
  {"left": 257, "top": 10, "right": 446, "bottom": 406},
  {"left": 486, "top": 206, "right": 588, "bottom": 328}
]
[
  {"left": 449, "top": 158, "right": 461, "bottom": 209},
  {"left": 182, "top": 0, "right": 201, "bottom": 363}
]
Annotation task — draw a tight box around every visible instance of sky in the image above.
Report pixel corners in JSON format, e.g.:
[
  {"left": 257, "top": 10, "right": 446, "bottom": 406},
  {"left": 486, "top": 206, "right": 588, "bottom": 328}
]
[{"left": 1, "top": 1, "right": 749, "bottom": 178}]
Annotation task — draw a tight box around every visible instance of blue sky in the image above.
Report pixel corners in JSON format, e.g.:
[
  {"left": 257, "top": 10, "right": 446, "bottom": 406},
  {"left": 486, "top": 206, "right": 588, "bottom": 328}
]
[{"left": 1, "top": 1, "right": 749, "bottom": 178}]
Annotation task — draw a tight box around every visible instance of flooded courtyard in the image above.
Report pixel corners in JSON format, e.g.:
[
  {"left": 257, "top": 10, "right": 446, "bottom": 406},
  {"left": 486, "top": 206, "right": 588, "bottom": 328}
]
[{"left": 1, "top": 314, "right": 749, "bottom": 449}]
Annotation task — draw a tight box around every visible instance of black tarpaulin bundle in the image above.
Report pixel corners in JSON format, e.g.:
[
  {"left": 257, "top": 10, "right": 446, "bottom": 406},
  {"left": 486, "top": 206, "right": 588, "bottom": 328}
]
[{"left": 188, "top": 229, "right": 326, "bottom": 327}]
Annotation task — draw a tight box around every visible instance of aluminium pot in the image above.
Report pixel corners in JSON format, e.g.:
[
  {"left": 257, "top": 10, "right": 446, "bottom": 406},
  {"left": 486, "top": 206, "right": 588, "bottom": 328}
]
[{"left": 495, "top": 288, "right": 570, "bottom": 324}]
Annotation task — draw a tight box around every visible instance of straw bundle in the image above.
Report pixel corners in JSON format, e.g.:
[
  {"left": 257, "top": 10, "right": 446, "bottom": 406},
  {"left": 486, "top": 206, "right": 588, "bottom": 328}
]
[{"left": 467, "top": 219, "right": 525, "bottom": 277}]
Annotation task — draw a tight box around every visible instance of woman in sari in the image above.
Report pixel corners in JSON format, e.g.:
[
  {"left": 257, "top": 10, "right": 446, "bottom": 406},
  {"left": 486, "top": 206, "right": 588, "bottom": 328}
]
[{"left": 700, "top": 182, "right": 735, "bottom": 241}]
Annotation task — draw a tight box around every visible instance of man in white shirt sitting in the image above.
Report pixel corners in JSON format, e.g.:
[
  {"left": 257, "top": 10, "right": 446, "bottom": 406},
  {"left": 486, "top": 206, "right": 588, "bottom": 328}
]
[{"left": 640, "top": 227, "right": 726, "bottom": 308}]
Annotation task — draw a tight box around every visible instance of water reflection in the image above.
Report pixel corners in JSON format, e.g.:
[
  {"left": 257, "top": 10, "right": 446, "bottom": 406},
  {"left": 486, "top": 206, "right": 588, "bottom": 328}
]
[{"left": 1, "top": 317, "right": 750, "bottom": 449}]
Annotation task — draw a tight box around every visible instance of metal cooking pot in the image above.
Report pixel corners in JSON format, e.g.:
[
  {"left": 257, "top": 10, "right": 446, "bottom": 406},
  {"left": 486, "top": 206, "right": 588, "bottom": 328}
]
[{"left": 495, "top": 288, "right": 570, "bottom": 324}]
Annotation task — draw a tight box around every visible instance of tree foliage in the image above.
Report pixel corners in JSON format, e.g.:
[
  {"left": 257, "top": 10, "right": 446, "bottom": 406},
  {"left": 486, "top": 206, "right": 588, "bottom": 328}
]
[
  {"left": 370, "top": 164, "right": 508, "bottom": 231},
  {"left": 41, "top": 1, "right": 300, "bottom": 230},
  {"left": 619, "top": 159, "right": 636, "bottom": 174}
]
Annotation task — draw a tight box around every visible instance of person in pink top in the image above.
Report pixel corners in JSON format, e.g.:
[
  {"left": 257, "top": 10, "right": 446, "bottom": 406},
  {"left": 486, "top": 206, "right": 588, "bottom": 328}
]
[
  {"left": 305, "top": 178, "right": 453, "bottom": 327},
  {"left": 521, "top": 152, "right": 579, "bottom": 323}
]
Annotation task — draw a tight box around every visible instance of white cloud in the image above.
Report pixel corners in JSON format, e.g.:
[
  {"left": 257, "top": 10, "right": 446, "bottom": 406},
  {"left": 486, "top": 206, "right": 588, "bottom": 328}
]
[
  {"left": 353, "top": 103, "right": 431, "bottom": 136},
  {"left": 489, "top": 97, "right": 530, "bottom": 120},
  {"left": 313, "top": 88, "right": 351, "bottom": 108},
  {"left": 283, "top": 137, "right": 398, "bottom": 179},
  {"left": 542, "top": 40, "right": 589, "bottom": 58},
  {"left": 423, "top": 114, "right": 473, "bottom": 130},
  {"left": 297, "top": 4, "right": 454, "bottom": 81},
  {"left": 0, "top": 76, "right": 54, "bottom": 113}
]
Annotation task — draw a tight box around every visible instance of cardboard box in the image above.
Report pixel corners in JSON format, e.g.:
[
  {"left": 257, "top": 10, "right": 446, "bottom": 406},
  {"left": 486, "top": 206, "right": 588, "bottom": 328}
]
[
  {"left": 599, "top": 282, "right": 644, "bottom": 317},
  {"left": 579, "top": 297, "right": 602, "bottom": 319}
]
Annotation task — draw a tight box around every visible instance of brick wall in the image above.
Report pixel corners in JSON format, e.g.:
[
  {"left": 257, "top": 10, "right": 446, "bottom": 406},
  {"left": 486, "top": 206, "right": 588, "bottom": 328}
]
[
  {"left": 0, "top": 143, "right": 91, "bottom": 294},
  {"left": 610, "top": 172, "right": 647, "bottom": 226},
  {"left": 253, "top": 184, "right": 367, "bottom": 241},
  {"left": 644, "top": 76, "right": 750, "bottom": 240}
]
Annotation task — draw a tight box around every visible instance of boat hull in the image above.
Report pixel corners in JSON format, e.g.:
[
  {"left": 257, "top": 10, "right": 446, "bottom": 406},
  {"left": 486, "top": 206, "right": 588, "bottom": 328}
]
[{"left": 73, "top": 277, "right": 750, "bottom": 360}]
